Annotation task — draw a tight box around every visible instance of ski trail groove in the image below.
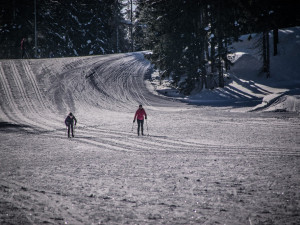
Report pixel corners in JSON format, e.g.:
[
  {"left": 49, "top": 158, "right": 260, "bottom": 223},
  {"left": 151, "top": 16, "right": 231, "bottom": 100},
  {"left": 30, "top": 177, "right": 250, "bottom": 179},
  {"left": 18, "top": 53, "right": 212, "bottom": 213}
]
[
  {"left": 22, "top": 60, "right": 47, "bottom": 109},
  {"left": 0, "top": 62, "right": 41, "bottom": 129},
  {"left": 10, "top": 61, "right": 55, "bottom": 130}
]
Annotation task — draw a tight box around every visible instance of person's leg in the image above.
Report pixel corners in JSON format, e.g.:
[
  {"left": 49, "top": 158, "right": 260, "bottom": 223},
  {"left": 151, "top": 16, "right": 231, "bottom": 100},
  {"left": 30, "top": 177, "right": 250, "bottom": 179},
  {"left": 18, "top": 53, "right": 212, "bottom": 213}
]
[
  {"left": 141, "top": 119, "right": 144, "bottom": 135},
  {"left": 137, "top": 120, "right": 141, "bottom": 136},
  {"left": 71, "top": 124, "right": 74, "bottom": 137},
  {"left": 67, "top": 125, "right": 70, "bottom": 137}
]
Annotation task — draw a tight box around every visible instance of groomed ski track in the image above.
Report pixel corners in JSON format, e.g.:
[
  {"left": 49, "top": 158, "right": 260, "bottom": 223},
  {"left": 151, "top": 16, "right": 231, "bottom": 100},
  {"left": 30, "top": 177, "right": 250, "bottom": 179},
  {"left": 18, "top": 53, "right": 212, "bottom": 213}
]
[{"left": 0, "top": 52, "right": 299, "bottom": 224}]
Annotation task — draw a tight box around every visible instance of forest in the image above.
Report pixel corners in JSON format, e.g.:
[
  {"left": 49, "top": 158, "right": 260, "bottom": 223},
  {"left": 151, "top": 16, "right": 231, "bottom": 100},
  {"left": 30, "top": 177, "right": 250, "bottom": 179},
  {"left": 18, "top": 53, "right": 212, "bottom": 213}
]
[
  {"left": 1, "top": 0, "right": 299, "bottom": 93},
  {"left": 0, "top": 0, "right": 129, "bottom": 58},
  {"left": 134, "top": 0, "right": 300, "bottom": 93}
]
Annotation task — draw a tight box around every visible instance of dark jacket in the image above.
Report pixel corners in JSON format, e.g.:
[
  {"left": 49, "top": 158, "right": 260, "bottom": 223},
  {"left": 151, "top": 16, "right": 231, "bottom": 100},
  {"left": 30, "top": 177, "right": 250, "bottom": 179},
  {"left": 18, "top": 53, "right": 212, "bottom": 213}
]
[{"left": 65, "top": 115, "right": 77, "bottom": 126}]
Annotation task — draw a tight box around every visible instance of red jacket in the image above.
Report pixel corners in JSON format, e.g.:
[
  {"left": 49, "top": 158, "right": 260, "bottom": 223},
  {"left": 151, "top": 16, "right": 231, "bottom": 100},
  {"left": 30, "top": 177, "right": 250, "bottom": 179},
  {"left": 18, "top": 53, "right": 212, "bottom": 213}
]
[{"left": 134, "top": 108, "right": 147, "bottom": 120}]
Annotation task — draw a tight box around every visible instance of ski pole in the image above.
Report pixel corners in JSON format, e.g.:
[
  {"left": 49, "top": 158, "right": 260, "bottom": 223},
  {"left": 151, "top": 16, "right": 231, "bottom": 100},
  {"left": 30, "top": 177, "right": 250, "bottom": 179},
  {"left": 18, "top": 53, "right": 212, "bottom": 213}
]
[
  {"left": 73, "top": 124, "right": 76, "bottom": 137},
  {"left": 131, "top": 122, "right": 134, "bottom": 132},
  {"left": 146, "top": 119, "right": 149, "bottom": 136}
]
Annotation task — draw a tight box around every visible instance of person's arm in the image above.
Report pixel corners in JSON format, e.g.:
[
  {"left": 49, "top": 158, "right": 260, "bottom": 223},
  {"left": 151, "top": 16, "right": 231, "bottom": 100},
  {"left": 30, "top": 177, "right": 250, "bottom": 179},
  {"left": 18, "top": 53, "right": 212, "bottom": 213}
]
[
  {"left": 74, "top": 117, "right": 77, "bottom": 125},
  {"left": 144, "top": 109, "right": 147, "bottom": 119},
  {"left": 65, "top": 117, "right": 68, "bottom": 126}
]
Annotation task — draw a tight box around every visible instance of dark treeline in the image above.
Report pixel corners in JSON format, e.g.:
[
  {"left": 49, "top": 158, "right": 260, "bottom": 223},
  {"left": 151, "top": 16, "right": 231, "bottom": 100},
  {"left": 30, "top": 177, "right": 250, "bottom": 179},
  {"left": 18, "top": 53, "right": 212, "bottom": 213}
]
[
  {"left": 0, "top": 0, "right": 129, "bottom": 59},
  {"left": 134, "top": 0, "right": 300, "bottom": 94}
]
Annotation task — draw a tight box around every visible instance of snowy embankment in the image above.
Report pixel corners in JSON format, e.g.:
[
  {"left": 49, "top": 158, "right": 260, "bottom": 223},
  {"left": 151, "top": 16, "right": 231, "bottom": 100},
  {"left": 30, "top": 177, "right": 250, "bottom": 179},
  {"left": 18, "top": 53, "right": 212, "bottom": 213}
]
[
  {"left": 0, "top": 39, "right": 299, "bottom": 223},
  {"left": 150, "top": 27, "right": 300, "bottom": 113},
  {"left": 0, "top": 53, "right": 173, "bottom": 132}
]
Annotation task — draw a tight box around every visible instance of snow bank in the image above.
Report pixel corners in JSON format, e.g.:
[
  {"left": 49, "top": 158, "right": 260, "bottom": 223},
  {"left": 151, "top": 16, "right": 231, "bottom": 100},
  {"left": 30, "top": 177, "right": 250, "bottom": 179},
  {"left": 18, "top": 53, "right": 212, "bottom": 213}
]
[{"left": 253, "top": 89, "right": 300, "bottom": 112}]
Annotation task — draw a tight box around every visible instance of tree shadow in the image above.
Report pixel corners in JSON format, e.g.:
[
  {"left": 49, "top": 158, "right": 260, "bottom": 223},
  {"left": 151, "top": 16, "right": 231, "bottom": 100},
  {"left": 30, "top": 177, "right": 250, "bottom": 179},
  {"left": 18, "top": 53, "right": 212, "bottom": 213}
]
[
  {"left": 0, "top": 122, "right": 31, "bottom": 129},
  {"left": 0, "top": 122, "right": 33, "bottom": 133},
  {"left": 72, "top": 136, "right": 94, "bottom": 139},
  {"left": 148, "top": 135, "right": 168, "bottom": 138},
  {"left": 183, "top": 99, "right": 261, "bottom": 108},
  {"left": 233, "top": 78, "right": 273, "bottom": 95}
]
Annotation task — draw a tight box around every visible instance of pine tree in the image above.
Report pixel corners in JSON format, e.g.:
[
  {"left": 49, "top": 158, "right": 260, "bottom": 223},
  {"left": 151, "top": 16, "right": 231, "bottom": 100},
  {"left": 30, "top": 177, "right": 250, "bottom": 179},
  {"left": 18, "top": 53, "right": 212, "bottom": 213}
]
[{"left": 0, "top": 0, "right": 128, "bottom": 58}]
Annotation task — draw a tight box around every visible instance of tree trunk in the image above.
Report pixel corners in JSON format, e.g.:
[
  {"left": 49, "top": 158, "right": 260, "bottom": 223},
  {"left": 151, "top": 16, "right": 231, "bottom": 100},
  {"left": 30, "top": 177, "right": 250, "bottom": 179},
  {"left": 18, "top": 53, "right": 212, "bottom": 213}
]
[
  {"left": 130, "top": 0, "right": 133, "bottom": 52},
  {"left": 266, "top": 31, "right": 270, "bottom": 78},
  {"left": 262, "top": 31, "right": 267, "bottom": 73},
  {"left": 217, "top": 0, "right": 224, "bottom": 88},
  {"left": 205, "top": 40, "right": 210, "bottom": 62},
  {"left": 217, "top": 35, "right": 224, "bottom": 87},
  {"left": 273, "top": 28, "right": 278, "bottom": 56},
  {"left": 211, "top": 38, "right": 216, "bottom": 74},
  {"left": 224, "top": 38, "right": 229, "bottom": 72},
  {"left": 210, "top": 6, "right": 216, "bottom": 75},
  {"left": 218, "top": 52, "right": 224, "bottom": 87},
  {"left": 262, "top": 30, "right": 270, "bottom": 78}
]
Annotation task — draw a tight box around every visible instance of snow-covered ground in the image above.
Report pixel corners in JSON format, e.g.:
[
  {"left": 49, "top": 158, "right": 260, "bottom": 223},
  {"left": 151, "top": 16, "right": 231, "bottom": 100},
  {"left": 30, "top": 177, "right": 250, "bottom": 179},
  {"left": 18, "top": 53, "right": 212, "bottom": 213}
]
[{"left": 0, "top": 28, "right": 299, "bottom": 224}]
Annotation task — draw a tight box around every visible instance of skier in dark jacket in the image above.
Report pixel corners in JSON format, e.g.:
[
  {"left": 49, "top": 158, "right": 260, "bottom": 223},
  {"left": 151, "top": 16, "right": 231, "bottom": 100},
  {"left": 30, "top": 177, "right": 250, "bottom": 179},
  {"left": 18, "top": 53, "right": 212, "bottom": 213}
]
[
  {"left": 65, "top": 112, "right": 77, "bottom": 138},
  {"left": 133, "top": 104, "right": 147, "bottom": 136}
]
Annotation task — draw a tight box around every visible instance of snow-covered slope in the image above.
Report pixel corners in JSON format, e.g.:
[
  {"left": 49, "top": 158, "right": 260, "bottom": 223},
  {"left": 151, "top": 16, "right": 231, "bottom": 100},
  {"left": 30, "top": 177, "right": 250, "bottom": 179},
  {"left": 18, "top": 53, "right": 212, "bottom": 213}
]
[{"left": 0, "top": 52, "right": 181, "bottom": 132}]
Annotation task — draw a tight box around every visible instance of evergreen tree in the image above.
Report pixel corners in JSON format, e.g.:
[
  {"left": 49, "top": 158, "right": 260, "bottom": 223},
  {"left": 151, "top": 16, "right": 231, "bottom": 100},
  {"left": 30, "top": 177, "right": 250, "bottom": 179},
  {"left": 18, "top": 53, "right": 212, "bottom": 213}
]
[
  {"left": 0, "top": 0, "right": 129, "bottom": 58},
  {"left": 135, "top": 0, "right": 300, "bottom": 94}
]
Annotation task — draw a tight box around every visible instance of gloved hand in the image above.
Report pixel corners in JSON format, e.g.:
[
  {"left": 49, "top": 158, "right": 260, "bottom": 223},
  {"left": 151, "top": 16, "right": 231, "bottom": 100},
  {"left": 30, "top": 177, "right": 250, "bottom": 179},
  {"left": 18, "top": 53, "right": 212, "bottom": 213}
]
[
  {"left": 145, "top": 116, "right": 147, "bottom": 120},
  {"left": 133, "top": 120, "right": 135, "bottom": 123}
]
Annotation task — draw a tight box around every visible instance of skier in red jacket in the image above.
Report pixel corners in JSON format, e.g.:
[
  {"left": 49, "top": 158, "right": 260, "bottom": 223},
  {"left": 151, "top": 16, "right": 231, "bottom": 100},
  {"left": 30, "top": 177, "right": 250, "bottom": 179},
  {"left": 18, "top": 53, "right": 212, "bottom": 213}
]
[{"left": 133, "top": 104, "right": 147, "bottom": 136}]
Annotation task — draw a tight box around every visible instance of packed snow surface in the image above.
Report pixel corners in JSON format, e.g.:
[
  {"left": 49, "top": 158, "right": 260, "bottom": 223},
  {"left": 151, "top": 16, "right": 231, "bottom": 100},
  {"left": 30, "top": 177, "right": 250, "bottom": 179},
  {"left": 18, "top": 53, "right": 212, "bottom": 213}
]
[{"left": 0, "top": 28, "right": 300, "bottom": 225}]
